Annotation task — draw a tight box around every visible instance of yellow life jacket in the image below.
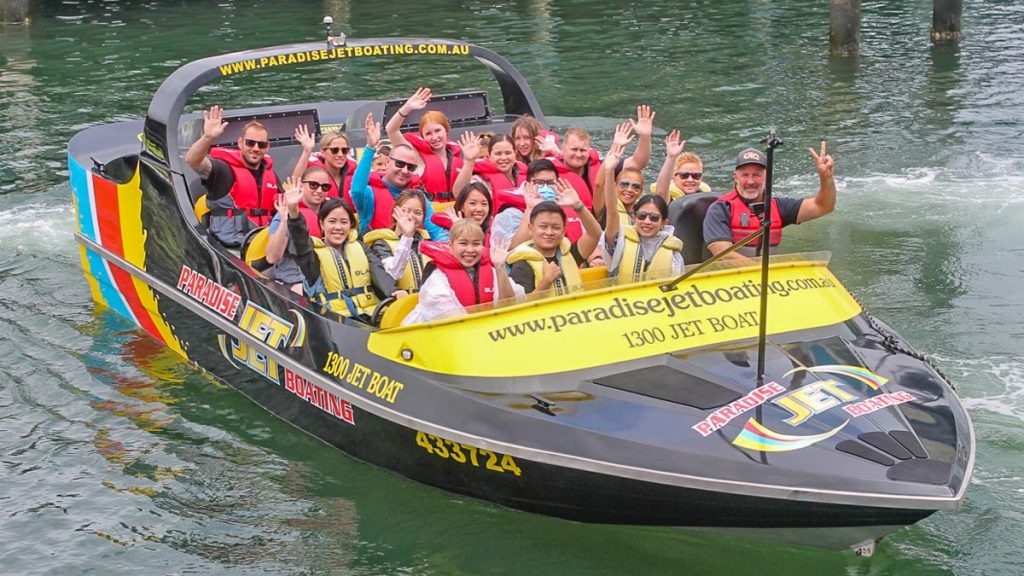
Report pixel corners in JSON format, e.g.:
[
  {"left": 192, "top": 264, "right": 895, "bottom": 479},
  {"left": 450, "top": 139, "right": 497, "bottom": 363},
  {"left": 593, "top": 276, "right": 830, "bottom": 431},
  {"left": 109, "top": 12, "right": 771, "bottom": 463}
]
[
  {"left": 362, "top": 228, "right": 431, "bottom": 292},
  {"left": 616, "top": 198, "right": 633, "bottom": 225},
  {"left": 507, "top": 238, "right": 583, "bottom": 295},
  {"left": 311, "top": 233, "right": 378, "bottom": 317},
  {"left": 651, "top": 181, "right": 712, "bottom": 200},
  {"left": 616, "top": 226, "right": 683, "bottom": 284}
]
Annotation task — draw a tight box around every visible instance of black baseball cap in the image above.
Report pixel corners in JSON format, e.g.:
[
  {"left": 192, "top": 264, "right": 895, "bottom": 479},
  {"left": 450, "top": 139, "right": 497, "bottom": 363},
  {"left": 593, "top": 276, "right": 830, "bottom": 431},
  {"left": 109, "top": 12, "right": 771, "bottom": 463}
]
[{"left": 735, "top": 147, "right": 767, "bottom": 169}]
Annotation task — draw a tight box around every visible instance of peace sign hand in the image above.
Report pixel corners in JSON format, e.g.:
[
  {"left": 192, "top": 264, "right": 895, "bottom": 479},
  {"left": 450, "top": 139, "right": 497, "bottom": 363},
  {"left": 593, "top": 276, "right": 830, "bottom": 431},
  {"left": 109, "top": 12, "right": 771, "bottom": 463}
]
[{"left": 809, "top": 140, "right": 835, "bottom": 180}]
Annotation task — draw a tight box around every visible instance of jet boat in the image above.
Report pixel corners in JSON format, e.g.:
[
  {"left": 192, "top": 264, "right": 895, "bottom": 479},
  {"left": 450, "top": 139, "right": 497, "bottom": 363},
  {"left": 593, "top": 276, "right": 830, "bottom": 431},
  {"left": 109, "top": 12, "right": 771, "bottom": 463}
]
[{"left": 67, "top": 33, "right": 974, "bottom": 555}]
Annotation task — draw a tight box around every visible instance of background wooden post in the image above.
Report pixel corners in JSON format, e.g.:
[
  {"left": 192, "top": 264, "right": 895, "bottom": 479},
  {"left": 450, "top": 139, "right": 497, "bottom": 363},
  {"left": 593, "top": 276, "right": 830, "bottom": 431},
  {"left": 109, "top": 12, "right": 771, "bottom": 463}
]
[
  {"left": 0, "top": 0, "right": 30, "bottom": 24},
  {"left": 932, "top": 0, "right": 963, "bottom": 42},
  {"left": 830, "top": 0, "right": 861, "bottom": 56}
]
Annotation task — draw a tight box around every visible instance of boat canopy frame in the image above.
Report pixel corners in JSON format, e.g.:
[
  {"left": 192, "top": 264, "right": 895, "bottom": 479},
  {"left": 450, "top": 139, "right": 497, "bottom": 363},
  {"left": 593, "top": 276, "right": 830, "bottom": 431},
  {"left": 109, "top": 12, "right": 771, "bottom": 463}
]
[{"left": 142, "top": 37, "right": 546, "bottom": 175}]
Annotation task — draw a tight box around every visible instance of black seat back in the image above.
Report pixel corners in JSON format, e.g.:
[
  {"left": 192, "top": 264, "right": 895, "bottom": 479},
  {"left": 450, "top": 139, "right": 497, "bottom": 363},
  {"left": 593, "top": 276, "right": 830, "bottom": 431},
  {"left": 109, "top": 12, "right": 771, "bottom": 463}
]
[{"left": 668, "top": 192, "right": 719, "bottom": 264}]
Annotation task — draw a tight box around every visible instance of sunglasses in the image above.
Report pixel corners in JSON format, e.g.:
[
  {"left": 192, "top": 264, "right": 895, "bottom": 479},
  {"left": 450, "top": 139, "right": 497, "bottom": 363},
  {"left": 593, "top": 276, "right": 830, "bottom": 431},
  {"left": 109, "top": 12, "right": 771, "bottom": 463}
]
[
  {"left": 618, "top": 181, "right": 642, "bottom": 191},
  {"left": 634, "top": 211, "right": 663, "bottom": 222},
  {"left": 303, "top": 180, "right": 332, "bottom": 192},
  {"left": 530, "top": 178, "right": 557, "bottom": 187},
  {"left": 392, "top": 158, "right": 419, "bottom": 172},
  {"left": 327, "top": 146, "right": 351, "bottom": 155},
  {"left": 676, "top": 171, "right": 703, "bottom": 180},
  {"left": 244, "top": 138, "right": 269, "bottom": 150}
]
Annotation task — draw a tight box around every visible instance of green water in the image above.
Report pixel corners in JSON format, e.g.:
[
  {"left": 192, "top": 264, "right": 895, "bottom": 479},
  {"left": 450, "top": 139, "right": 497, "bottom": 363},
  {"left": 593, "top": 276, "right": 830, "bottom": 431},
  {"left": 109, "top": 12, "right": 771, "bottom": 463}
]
[{"left": 2, "top": 1, "right": 1023, "bottom": 574}]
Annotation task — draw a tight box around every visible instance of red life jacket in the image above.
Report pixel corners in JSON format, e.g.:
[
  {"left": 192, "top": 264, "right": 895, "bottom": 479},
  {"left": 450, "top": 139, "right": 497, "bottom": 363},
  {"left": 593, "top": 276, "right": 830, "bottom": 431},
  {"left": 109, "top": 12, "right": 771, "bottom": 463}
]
[
  {"left": 551, "top": 153, "right": 597, "bottom": 208},
  {"left": 307, "top": 152, "right": 356, "bottom": 206},
  {"left": 297, "top": 201, "right": 322, "bottom": 238},
  {"left": 717, "top": 189, "right": 783, "bottom": 248},
  {"left": 405, "top": 133, "right": 463, "bottom": 201},
  {"left": 475, "top": 159, "right": 525, "bottom": 194},
  {"left": 366, "top": 172, "right": 424, "bottom": 231},
  {"left": 208, "top": 147, "right": 278, "bottom": 226},
  {"left": 420, "top": 243, "right": 496, "bottom": 307}
]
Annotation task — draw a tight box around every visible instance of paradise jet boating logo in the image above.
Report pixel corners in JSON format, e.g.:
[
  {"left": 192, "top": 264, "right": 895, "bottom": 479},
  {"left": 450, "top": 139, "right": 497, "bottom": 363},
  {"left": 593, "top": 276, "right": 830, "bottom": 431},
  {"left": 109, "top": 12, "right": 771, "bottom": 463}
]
[
  {"left": 218, "top": 301, "right": 306, "bottom": 382},
  {"left": 697, "top": 365, "right": 917, "bottom": 453}
]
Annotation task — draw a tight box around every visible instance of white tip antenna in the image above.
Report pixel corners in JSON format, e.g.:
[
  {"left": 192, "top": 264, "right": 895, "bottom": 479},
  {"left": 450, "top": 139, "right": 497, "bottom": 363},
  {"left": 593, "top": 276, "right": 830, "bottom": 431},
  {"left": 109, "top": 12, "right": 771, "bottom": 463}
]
[{"left": 323, "top": 16, "right": 346, "bottom": 47}]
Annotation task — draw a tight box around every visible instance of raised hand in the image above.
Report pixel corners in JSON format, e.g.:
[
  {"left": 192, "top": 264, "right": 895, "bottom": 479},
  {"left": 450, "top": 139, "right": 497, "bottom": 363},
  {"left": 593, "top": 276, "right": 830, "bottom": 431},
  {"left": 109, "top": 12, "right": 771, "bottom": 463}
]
[
  {"left": 490, "top": 242, "right": 509, "bottom": 267},
  {"left": 203, "top": 105, "right": 229, "bottom": 140},
  {"left": 665, "top": 129, "right": 686, "bottom": 157},
  {"left": 554, "top": 178, "right": 582, "bottom": 208},
  {"left": 612, "top": 121, "right": 636, "bottom": 149},
  {"left": 632, "top": 105, "right": 655, "bottom": 137},
  {"left": 535, "top": 134, "right": 559, "bottom": 156},
  {"left": 294, "top": 124, "right": 315, "bottom": 151},
  {"left": 523, "top": 182, "right": 543, "bottom": 211},
  {"left": 444, "top": 205, "right": 463, "bottom": 224},
  {"left": 403, "top": 87, "right": 432, "bottom": 112},
  {"left": 459, "top": 131, "right": 482, "bottom": 161},
  {"left": 364, "top": 112, "right": 381, "bottom": 149},
  {"left": 809, "top": 140, "right": 835, "bottom": 180},
  {"left": 394, "top": 208, "right": 418, "bottom": 237},
  {"left": 281, "top": 176, "right": 304, "bottom": 216}
]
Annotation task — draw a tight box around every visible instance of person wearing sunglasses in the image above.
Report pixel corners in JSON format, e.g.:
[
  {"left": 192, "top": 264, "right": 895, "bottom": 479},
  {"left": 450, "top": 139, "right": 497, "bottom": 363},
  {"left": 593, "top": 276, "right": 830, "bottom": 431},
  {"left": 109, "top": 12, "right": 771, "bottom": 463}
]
[
  {"left": 652, "top": 129, "right": 712, "bottom": 201},
  {"left": 284, "top": 187, "right": 377, "bottom": 322},
  {"left": 291, "top": 125, "right": 357, "bottom": 206},
  {"left": 264, "top": 168, "right": 333, "bottom": 293},
  {"left": 600, "top": 143, "right": 684, "bottom": 284},
  {"left": 703, "top": 142, "right": 836, "bottom": 259},
  {"left": 349, "top": 114, "right": 448, "bottom": 241},
  {"left": 554, "top": 106, "right": 656, "bottom": 208},
  {"left": 185, "top": 105, "right": 282, "bottom": 247},
  {"left": 385, "top": 86, "right": 464, "bottom": 201}
]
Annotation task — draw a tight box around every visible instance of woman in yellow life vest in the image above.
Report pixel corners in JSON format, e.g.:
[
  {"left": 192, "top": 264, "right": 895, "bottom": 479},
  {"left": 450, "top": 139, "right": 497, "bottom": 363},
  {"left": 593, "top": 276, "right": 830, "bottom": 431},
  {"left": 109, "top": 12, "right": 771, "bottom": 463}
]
[
  {"left": 653, "top": 129, "right": 712, "bottom": 200},
  {"left": 364, "top": 189, "right": 431, "bottom": 300},
  {"left": 600, "top": 143, "right": 684, "bottom": 284},
  {"left": 282, "top": 179, "right": 377, "bottom": 320}
]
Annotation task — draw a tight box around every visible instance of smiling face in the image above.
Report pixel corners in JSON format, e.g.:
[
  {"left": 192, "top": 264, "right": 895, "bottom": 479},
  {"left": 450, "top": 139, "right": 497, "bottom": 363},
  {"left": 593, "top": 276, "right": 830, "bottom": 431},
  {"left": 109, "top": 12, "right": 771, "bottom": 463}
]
[
  {"left": 673, "top": 161, "right": 704, "bottom": 195},
  {"left": 421, "top": 122, "right": 448, "bottom": 152},
  {"left": 385, "top": 146, "right": 419, "bottom": 188},
  {"left": 616, "top": 169, "right": 644, "bottom": 208},
  {"left": 237, "top": 126, "right": 269, "bottom": 169},
  {"left": 461, "top": 189, "right": 490, "bottom": 224},
  {"left": 530, "top": 211, "right": 565, "bottom": 255},
  {"left": 451, "top": 229, "right": 485, "bottom": 267},
  {"left": 489, "top": 140, "right": 516, "bottom": 173},
  {"left": 302, "top": 170, "right": 331, "bottom": 208},
  {"left": 393, "top": 196, "right": 425, "bottom": 229},
  {"left": 512, "top": 126, "right": 535, "bottom": 159},
  {"left": 321, "top": 206, "right": 353, "bottom": 249},
  {"left": 632, "top": 199, "right": 666, "bottom": 239},
  {"left": 561, "top": 134, "right": 590, "bottom": 171},
  {"left": 733, "top": 164, "right": 767, "bottom": 201},
  {"left": 322, "top": 136, "right": 350, "bottom": 170}
]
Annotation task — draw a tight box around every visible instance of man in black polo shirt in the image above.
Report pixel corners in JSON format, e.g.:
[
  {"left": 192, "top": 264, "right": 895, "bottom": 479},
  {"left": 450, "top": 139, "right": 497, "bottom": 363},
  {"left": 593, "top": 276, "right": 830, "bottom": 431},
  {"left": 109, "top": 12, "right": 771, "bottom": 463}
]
[{"left": 185, "top": 105, "right": 282, "bottom": 247}]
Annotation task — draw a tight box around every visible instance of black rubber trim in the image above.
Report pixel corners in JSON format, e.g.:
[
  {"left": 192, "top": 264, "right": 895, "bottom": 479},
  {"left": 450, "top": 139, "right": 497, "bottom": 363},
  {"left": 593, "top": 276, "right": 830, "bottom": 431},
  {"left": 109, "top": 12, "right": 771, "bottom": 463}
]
[{"left": 836, "top": 440, "right": 896, "bottom": 467}]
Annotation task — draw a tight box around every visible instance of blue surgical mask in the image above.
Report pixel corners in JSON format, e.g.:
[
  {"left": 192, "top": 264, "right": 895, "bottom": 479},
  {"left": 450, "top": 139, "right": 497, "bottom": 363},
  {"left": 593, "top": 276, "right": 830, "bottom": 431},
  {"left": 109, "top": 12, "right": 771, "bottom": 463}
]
[{"left": 537, "top": 184, "right": 557, "bottom": 202}]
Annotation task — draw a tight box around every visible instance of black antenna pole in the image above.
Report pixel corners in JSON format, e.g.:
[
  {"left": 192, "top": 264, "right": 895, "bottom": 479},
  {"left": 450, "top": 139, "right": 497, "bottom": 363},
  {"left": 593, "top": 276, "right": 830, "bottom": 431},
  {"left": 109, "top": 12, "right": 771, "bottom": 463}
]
[{"left": 755, "top": 129, "right": 783, "bottom": 385}]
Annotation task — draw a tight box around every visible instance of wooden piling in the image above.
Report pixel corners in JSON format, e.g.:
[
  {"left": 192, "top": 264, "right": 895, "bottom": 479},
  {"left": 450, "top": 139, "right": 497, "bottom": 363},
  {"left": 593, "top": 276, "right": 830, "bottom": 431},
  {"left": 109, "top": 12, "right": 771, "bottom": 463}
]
[
  {"left": 0, "top": 0, "right": 30, "bottom": 24},
  {"left": 932, "top": 0, "right": 962, "bottom": 42},
  {"left": 829, "top": 0, "right": 860, "bottom": 56}
]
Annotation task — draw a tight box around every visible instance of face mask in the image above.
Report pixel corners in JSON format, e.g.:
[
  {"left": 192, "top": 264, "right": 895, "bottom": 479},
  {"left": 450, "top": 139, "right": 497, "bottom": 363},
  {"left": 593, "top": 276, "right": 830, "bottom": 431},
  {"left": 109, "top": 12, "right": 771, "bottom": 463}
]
[{"left": 537, "top": 184, "right": 557, "bottom": 202}]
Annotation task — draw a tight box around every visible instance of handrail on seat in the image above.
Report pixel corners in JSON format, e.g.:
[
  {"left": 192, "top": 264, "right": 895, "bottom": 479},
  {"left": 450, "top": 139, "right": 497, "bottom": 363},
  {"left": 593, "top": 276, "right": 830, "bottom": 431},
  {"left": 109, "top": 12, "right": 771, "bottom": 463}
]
[{"left": 379, "top": 293, "right": 420, "bottom": 329}]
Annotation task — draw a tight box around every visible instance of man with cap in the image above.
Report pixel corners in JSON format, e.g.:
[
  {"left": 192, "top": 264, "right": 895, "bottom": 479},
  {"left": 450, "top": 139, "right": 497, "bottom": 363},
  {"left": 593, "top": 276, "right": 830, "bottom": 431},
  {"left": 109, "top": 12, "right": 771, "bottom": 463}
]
[{"left": 703, "top": 141, "right": 835, "bottom": 259}]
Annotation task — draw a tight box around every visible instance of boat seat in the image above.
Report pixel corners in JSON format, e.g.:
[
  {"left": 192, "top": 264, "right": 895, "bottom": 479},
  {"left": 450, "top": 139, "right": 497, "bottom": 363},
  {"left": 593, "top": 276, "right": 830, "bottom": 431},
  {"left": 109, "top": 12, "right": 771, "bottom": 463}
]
[
  {"left": 379, "top": 293, "right": 420, "bottom": 329},
  {"left": 580, "top": 265, "right": 608, "bottom": 284},
  {"left": 194, "top": 194, "right": 210, "bottom": 224},
  {"left": 432, "top": 200, "right": 454, "bottom": 213},
  {"left": 241, "top": 226, "right": 272, "bottom": 271},
  {"left": 668, "top": 192, "right": 719, "bottom": 264}
]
